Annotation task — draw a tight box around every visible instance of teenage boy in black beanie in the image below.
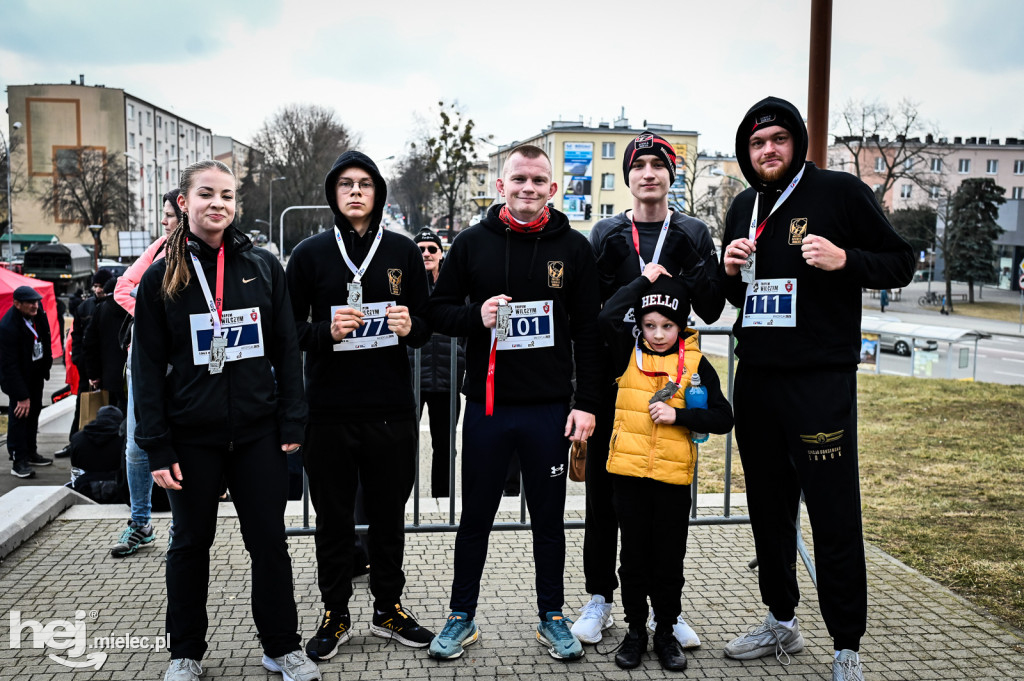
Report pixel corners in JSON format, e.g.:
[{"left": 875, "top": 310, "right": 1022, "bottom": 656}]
[
  {"left": 286, "top": 151, "right": 435, "bottom": 660},
  {"left": 576, "top": 131, "right": 724, "bottom": 648},
  {"left": 720, "top": 96, "right": 913, "bottom": 681}
]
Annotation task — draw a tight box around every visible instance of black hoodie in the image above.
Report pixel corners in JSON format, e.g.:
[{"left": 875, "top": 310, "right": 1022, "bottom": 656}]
[
  {"left": 286, "top": 150, "right": 430, "bottom": 423},
  {"left": 721, "top": 96, "right": 914, "bottom": 370},
  {"left": 426, "top": 204, "right": 602, "bottom": 414},
  {"left": 133, "top": 225, "right": 308, "bottom": 470}
]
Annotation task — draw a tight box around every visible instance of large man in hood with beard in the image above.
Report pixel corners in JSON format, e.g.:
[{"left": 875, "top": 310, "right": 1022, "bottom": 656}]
[
  {"left": 286, "top": 151, "right": 435, "bottom": 660},
  {"left": 719, "top": 97, "right": 913, "bottom": 681}
]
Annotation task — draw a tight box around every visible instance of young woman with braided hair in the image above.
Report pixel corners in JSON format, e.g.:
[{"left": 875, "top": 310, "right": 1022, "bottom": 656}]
[{"left": 132, "top": 160, "right": 320, "bottom": 681}]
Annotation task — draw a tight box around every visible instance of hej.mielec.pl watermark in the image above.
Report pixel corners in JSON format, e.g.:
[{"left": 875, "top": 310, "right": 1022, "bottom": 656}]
[{"left": 8, "top": 609, "right": 167, "bottom": 670}]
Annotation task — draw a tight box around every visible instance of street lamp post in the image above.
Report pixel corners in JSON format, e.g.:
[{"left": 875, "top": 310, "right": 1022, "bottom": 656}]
[
  {"left": 470, "top": 195, "right": 494, "bottom": 224},
  {"left": 3, "top": 121, "right": 23, "bottom": 263},
  {"left": 710, "top": 167, "right": 748, "bottom": 188},
  {"left": 269, "top": 175, "right": 286, "bottom": 249}
]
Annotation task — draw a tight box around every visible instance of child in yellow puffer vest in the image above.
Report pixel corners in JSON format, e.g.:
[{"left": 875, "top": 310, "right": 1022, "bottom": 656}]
[{"left": 597, "top": 264, "right": 734, "bottom": 672}]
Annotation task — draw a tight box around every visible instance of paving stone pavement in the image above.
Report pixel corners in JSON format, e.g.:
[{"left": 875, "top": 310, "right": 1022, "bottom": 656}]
[{"left": 1, "top": 508, "right": 1022, "bottom": 680}]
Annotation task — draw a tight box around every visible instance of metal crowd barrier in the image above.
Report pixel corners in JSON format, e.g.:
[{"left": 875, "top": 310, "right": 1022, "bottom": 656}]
[{"left": 285, "top": 325, "right": 817, "bottom": 586}]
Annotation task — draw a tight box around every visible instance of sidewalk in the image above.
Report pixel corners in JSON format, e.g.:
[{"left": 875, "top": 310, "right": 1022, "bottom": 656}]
[
  {"left": 1, "top": 503, "right": 1022, "bottom": 679},
  {"left": 862, "top": 280, "right": 1024, "bottom": 338}
]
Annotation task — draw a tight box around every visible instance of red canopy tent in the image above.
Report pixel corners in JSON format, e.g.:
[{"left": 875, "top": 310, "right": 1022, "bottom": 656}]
[{"left": 0, "top": 267, "right": 63, "bottom": 358}]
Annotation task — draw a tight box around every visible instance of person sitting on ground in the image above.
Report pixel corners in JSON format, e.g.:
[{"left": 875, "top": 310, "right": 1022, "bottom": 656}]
[{"left": 66, "top": 405, "right": 125, "bottom": 503}]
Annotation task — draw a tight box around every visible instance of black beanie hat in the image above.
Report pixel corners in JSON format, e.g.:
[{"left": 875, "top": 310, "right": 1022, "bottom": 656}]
[
  {"left": 638, "top": 277, "right": 690, "bottom": 329},
  {"left": 623, "top": 132, "right": 677, "bottom": 187},
  {"left": 92, "top": 269, "right": 113, "bottom": 286},
  {"left": 414, "top": 228, "right": 443, "bottom": 250},
  {"left": 745, "top": 101, "right": 801, "bottom": 141}
]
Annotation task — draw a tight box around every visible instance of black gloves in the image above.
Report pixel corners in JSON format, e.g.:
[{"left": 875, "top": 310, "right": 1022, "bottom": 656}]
[
  {"left": 664, "top": 229, "right": 700, "bottom": 272},
  {"left": 596, "top": 230, "right": 633, "bottom": 276}
]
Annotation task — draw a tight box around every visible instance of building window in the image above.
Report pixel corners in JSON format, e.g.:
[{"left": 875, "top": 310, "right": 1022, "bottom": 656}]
[
  {"left": 930, "top": 158, "right": 942, "bottom": 173},
  {"left": 601, "top": 173, "right": 615, "bottom": 190},
  {"left": 929, "top": 186, "right": 941, "bottom": 199},
  {"left": 904, "top": 158, "right": 914, "bottom": 170},
  {"left": 127, "top": 104, "right": 134, "bottom": 120},
  {"left": 1014, "top": 160, "right": 1024, "bottom": 174},
  {"left": 986, "top": 159, "right": 998, "bottom": 174},
  {"left": 157, "top": 116, "right": 162, "bottom": 129},
  {"left": 601, "top": 142, "right": 615, "bottom": 159},
  {"left": 1013, "top": 187, "right": 1023, "bottom": 200},
  {"left": 128, "top": 132, "right": 135, "bottom": 148},
  {"left": 146, "top": 111, "right": 151, "bottom": 126},
  {"left": 874, "top": 157, "right": 885, "bottom": 172},
  {"left": 146, "top": 137, "right": 153, "bottom": 152},
  {"left": 900, "top": 184, "right": 912, "bottom": 199},
  {"left": 600, "top": 203, "right": 614, "bottom": 218},
  {"left": 958, "top": 158, "right": 971, "bottom": 173}
]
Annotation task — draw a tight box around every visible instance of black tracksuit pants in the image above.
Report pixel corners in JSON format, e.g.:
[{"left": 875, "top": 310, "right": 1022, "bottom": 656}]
[
  {"left": 612, "top": 474, "right": 690, "bottom": 628},
  {"left": 582, "top": 387, "right": 619, "bottom": 601},
  {"left": 303, "top": 418, "right": 417, "bottom": 613},
  {"left": 421, "top": 391, "right": 461, "bottom": 498},
  {"left": 7, "top": 377, "right": 43, "bottom": 463},
  {"left": 734, "top": 364, "right": 867, "bottom": 652},
  {"left": 165, "top": 431, "right": 300, "bottom": 660},
  {"left": 450, "top": 401, "right": 570, "bottom": 620}
]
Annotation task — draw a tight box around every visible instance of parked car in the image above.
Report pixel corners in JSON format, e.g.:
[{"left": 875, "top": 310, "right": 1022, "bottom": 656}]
[
  {"left": 97, "top": 259, "right": 129, "bottom": 277},
  {"left": 878, "top": 332, "right": 938, "bottom": 356}
]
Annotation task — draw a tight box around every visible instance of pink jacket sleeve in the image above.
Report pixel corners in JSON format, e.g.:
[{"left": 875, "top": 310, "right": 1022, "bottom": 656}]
[{"left": 114, "top": 235, "right": 168, "bottom": 317}]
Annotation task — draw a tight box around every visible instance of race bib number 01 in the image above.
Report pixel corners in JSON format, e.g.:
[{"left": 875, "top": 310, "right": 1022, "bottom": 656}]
[
  {"left": 190, "top": 307, "right": 265, "bottom": 365},
  {"left": 332, "top": 301, "right": 398, "bottom": 351},
  {"left": 496, "top": 300, "right": 555, "bottom": 350},
  {"left": 742, "top": 278, "right": 797, "bottom": 327}
]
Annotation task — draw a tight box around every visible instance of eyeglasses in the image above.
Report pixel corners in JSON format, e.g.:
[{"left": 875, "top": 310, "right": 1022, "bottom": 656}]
[
  {"left": 337, "top": 179, "right": 375, "bottom": 193},
  {"left": 419, "top": 245, "right": 439, "bottom": 254}
]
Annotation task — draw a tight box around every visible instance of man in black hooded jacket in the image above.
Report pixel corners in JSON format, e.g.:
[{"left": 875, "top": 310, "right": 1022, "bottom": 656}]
[
  {"left": 286, "top": 151, "right": 434, "bottom": 659},
  {"left": 719, "top": 96, "right": 913, "bottom": 681}
]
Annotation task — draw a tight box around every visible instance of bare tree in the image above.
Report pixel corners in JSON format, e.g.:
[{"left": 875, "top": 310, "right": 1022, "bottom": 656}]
[
  {"left": 35, "top": 146, "right": 136, "bottom": 239},
  {"left": 389, "top": 148, "right": 436, "bottom": 232},
  {"left": 831, "top": 99, "right": 947, "bottom": 209},
  {"left": 672, "top": 150, "right": 741, "bottom": 242},
  {"left": 250, "top": 104, "right": 356, "bottom": 250},
  {"left": 1, "top": 134, "right": 27, "bottom": 236},
  {"left": 416, "top": 100, "right": 477, "bottom": 232}
]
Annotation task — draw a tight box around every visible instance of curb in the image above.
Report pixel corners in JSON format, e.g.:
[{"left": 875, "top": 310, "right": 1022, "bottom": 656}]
[{"left": 0, "top": 485, "right": 95, "bottom": 561}]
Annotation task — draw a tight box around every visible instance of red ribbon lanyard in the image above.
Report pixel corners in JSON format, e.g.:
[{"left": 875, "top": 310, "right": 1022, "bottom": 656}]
[
  {"left": 486, "top": 337, "right": 498, "bottom": 415},
  {"left": 214, "top": 244, "right": 225, "bottom": 322},
  {"left": 635, "top": 339, "right": 685, "bottom": 385}
]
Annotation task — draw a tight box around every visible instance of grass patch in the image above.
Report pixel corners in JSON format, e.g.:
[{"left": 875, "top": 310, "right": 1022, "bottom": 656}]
[
  {"left": 697, "top": 355, "right": 1024, "bottom": 630},
  {"left": 945, "top": 301, "right": 1024, "bottom": 323}
]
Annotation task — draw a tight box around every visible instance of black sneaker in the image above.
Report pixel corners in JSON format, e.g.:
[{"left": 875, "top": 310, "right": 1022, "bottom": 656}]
[
  {"left": 11, "top": 460, "right": 36, "bottom": 478},
  {"left": 370, "top": 603, "right": 435, "bottom": 648},
  {"left": 54, "top": 444, "right": 72, "bottom": 458},
  {"left": 614, "top": 626, "right": 648, "bottom": 670},
  {"left": 26, "top": 453, "right": 53, "bottom": 466},
  {"left": 305, "top": 610, "right": 351, "bottom": 661},
  {"left": 110, "top": 521, "right": 156, "bottom": 558},
  {"left": 653, "top": 629, "right": 687, "bottom": 671}
]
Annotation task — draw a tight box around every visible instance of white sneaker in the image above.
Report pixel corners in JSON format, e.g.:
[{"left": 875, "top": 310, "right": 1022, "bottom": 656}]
[
  {"left": 262, "top": 650, "right": 322, "bottom": 681},
  {"left": 833, "top": 649, "right": 864, "bottom": 681},
  {"left": 647, "top": 609, "right": 701, "bottom": 649},
  {"left": 569, "top": 595, "right": 614, "bottom": 644}
]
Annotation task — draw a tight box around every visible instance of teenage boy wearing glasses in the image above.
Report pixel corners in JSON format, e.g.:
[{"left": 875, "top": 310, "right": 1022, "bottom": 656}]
[
  {"left": 410, "top": 228, "right": 465, "bottom": 498},
  {"left": 286, "top": 151, "right": 435, "bottom": 661}
]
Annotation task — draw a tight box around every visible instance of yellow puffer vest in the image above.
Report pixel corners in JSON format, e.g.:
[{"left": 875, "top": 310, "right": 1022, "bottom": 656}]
[{"left": 607, "top": 331, "right": 703, "bottom": 485}]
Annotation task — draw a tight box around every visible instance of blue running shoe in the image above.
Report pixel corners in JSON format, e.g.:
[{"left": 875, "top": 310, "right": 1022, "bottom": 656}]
[
  {"left": 537, "top": 612, "right": 584, "bottom": 660},
  {"left": 428, "top": 612, "right": 478, "bottom": 660}
]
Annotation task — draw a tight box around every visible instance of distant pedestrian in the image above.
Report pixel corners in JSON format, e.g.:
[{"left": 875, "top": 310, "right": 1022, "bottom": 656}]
[
  {"left": 83, "top": 276, "right": 128, "bottom": 412},
  {"left": 1, "top": 286, "right": 54, "bottom": 478},
  {"left": 880, "top": 288, "right": 889, "bottom": 313}
]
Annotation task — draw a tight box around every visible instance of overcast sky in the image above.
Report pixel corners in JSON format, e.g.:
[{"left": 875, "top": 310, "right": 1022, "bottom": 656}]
[{"left": 3, "top": 0, "right": 1023, "bottom": 175}]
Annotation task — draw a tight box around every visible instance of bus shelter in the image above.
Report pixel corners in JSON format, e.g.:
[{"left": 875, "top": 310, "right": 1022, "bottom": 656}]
[{"left": 859, "top": 317, "right": 987, "bottom": 380}]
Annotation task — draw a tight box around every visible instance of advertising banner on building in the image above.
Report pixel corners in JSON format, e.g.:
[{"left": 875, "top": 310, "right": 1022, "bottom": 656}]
[{"left": 563, "top": 142, "right": 593, "bottom": 220}]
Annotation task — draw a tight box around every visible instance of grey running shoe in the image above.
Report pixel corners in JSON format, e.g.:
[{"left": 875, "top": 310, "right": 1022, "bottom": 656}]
[
  {"left": 262, "top": 650, "right": 322, "bottom": 681},
  {"left": 164, "top": 658, "right": 202, "bottom": 681},
  {"left": 110, "top": 521, "right": 156, "bottom": 558},
  {"left": 723, "top": 612, "right": 804, "bottom": 663},
  {"left": 833, "top": 649, "right": 864, "bottom": 681},
  {"left": 11, "top": 460, "right": 35, "bottom": 478}
]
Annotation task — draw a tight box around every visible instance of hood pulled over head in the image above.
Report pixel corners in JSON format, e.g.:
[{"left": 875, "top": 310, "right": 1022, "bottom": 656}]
[
  {"left": 735, "top": 96, "right": 809, "bottom": 192},
  {"left": 324, "top": 150, "right": 388, "bottom": 231}
]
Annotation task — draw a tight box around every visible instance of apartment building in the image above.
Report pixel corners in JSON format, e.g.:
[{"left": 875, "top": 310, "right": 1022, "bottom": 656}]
[{"left": 6, "top": 79, "right": 215, "bottom": 255}]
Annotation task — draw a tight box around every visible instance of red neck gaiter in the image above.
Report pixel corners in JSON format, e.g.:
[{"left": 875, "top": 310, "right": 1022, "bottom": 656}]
[{"left": 499, "top": 205, "right": 550, "bottom": 233}]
